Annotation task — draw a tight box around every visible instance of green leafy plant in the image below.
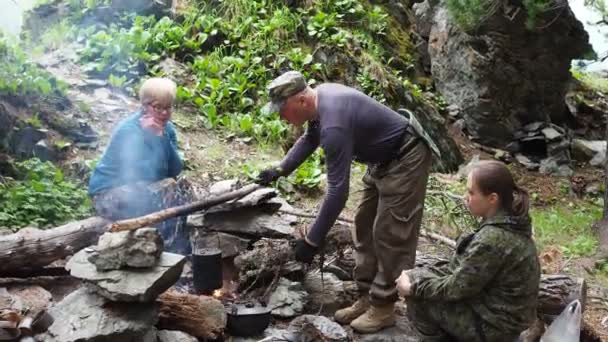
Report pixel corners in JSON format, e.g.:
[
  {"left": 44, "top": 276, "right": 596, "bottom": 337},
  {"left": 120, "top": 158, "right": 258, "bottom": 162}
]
[
  {"left": 288, "top": 150, "right": 325, "bottom": 190},
  {"left": 0, "top": 159, "right": 92, "bottom": 230},
  {"left": 0, "top": 36, "right": 66, "bottom": 97}
]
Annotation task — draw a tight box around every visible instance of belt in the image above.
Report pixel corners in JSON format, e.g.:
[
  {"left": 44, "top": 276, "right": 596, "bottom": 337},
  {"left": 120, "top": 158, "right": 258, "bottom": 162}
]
[{"left": 390, "top": 124, "right": 420, "bottom": 162}]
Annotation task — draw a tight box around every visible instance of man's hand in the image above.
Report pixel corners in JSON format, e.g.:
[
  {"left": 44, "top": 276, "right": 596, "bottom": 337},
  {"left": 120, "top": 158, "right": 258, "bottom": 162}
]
[
  {"left": 294, "top": 238, "right": 318, "bottom": 264},
  {"left": 254, "top": 167, "right": 283, "bottom": 186},
  {"left": 395, "top": 270, "right": 413, "bottom": 297},
  {"left": 140, "top": 115, "right": 165, "bottom": 136}
]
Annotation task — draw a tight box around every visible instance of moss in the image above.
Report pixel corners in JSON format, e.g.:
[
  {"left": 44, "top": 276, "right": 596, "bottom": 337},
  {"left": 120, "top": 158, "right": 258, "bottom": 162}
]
[{"left": 381, "top": 16, "right": 416, "bottom": 72}]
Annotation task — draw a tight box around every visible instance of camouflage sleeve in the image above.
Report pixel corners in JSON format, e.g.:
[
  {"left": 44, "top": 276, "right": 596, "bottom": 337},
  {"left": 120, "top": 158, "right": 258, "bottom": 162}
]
[{"left": 409, "top": 229, "right": 506, "bottom": 301}]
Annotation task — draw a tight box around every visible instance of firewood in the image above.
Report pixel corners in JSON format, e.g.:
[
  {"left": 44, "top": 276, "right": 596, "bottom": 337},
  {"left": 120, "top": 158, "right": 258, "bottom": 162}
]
[
  {"left": 110, "top": 184, "right": 261, "bottom": 232},
  {"left": 157, "top": 290, "right": 227, "bottom": 340}
]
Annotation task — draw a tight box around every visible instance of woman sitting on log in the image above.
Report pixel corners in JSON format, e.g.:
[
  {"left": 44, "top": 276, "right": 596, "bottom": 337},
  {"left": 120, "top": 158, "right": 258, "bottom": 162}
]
[
  {"left": 88, "top": 77, "right": 193, "bottom": 255},
  {"left": 396, "top": 160, "right": 540, "bottom": 341}
]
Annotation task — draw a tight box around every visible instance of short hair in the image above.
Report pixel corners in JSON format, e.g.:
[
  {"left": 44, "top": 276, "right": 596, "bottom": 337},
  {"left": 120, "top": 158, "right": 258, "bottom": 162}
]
[{"left": 139, "top": 78, "right": 177, "bottom": 106}]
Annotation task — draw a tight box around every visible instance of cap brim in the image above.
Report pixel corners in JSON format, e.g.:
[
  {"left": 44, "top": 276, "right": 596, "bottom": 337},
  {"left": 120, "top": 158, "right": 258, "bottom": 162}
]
[{"left": 261, "top": 101, "right": 282, "bottom": 115}]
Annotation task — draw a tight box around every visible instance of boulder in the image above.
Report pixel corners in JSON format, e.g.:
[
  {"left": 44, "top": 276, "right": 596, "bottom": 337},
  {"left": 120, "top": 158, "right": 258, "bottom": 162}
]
[
  {"left": 571, "top": 139, "right": 606, "bottom": 166},
  {"left": 422, "top": 1, "right": 591, "bottom": 148},
  {"left": 38, "top": 288, "right": 157, "bottom": 342},
  {"left": 67, "top": 249, "right": 185, "bottom": 302},
  {"left": 87, "top": 228, "right": 164, "bottom": 271}
]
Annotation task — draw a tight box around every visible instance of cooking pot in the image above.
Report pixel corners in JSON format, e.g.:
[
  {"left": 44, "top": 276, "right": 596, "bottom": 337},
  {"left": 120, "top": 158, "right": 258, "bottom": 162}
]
[
  {"left": 226, "top": 302, "right": 271, "bottom": 337},
  {"left": 192, "top": 247, "right": 223, "bottom": 294}
]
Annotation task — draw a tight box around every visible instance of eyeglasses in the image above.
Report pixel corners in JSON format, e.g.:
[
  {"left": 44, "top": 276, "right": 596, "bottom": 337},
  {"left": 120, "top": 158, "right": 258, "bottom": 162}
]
[{"left": 147, "top": 103, "right": 174, "bottom": 113}]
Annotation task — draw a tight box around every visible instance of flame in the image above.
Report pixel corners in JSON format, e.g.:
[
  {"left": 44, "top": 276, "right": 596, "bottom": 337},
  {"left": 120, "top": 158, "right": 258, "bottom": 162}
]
[{"left": 212, "top": 289, "right": 224, "bottom": 298}]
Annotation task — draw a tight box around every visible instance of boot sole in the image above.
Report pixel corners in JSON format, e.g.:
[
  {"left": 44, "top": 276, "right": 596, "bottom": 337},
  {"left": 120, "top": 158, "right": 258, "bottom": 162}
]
[
  {"left": 334, "top": 313, "right": 365, "bottom": 325},
  {"left": 350, "top": 319, "right": 396, "bottom": 334}
]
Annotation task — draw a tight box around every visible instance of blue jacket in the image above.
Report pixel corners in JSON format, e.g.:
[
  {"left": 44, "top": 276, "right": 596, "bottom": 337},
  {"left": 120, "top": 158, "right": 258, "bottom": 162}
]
[{"left": 88, "top": 112, "right": 183, "bottom": 195}]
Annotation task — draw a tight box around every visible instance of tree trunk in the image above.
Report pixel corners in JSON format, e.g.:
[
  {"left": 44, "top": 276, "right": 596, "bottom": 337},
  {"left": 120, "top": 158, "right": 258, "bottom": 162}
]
[
  {"left": 0, "top": 217, "right": 109, "bottom": 275},
  {"left": 538, "top": 274, "right": 587, "bottom": 318}
]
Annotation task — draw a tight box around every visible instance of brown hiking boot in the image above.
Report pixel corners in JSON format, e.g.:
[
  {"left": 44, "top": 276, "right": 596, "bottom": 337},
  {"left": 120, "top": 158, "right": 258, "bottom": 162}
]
[
  {"left": 334, "top": 297, "right": 370, "bottom": 324},
  {"left": 350, "top": 303, "right": 396, "bottom": 333}
]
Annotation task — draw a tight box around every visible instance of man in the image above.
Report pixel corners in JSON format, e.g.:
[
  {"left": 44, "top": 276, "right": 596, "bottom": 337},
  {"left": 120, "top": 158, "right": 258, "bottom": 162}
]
[{"left": 255, "top": 71, "right": 438, "bottom": 333}]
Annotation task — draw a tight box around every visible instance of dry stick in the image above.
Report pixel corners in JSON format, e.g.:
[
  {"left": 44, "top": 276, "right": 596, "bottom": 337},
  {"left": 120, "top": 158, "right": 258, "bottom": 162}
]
[
  {"left": 280, "top": 209, "right": 457, "bottom": 248},
  {"left": 109, "top": 183, "right": 261, "bottom": 232}
]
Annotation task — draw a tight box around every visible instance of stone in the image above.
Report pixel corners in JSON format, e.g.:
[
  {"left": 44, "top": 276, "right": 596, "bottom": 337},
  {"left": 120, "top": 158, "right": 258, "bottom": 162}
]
[
  {"left": 67, "top": 249, "right": 185, "bottom": 302},
  {"left": 9, "top": 127, "right": 47, "bottom": 159},
  {"left": 157, "top": 330, "right": 198, "bottom": 342},
  {"left": 40, "top": 288, "right": 157, "bottom": 342},
  {"left": 6, "top": 285, "right": 52, "bottom": 315},
  {"left": 303, "top": 272, "right": 359, "bottom": 315},
  {"left": 515, "top": 154, "right": 540, "bottom": 171},
  {"left": 539, "top": 158, "right": 574, "bottom": 177},
  {"left": 571, "top": 139, "right": 607, "bottom": 164},
  {"left": 192, "top": 232, "right": 250, "bottom": 259},
  {"left": 32, "top": 140, "right": 57, "bottom": 162},
  {"left": 425, "top": 2, "right": 591, "bottom": 148},
  {"left": 268, "top": 278, "right": 308, "bottom": 318},
  {"left": 353, "top": 317, "right": 420, "bottom": 342},
  {"left": 541, "top": 127, "right": 563, "bottom": 141},
  {"left": 288, "top": 315, "right": 348, "bottom": 342},
  {"left": 209, "top": 179, "right": 239, "bottom": 195},
  {"left": 590, "top": 151, "right": 606, "bottom": 167},
  {"left": 584, "top": 182, "right": 602, "bottom": 195},
  {"left": 188, "top": 207, "right": 297, "bottom": 239},
  {"left": 523, "top": 122, "right": 545, "bottom": 132},
  {"left": 87, "top": 228, "right": 164, "bottom": 271}
]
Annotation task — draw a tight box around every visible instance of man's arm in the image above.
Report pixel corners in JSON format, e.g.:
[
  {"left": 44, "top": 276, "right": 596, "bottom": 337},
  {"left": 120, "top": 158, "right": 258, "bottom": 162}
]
[
  {"left": 306, "top": 127, "right": 353, "bottom": 246},
  {"left": 279, "top": 121, "right": 321, "bottom": 175},
  {"left": 408, "top": 230, "right": 505, "bottom": 301}
]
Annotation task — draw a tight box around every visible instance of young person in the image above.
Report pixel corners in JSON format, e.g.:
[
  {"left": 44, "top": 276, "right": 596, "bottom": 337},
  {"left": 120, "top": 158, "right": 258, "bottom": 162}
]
[{"left": 396, "top": 160, "right": 540, "bottom": 341}]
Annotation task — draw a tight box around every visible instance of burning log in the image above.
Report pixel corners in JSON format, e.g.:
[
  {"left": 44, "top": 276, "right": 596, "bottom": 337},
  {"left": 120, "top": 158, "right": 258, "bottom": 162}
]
[{"left": 157, "top": 290, "right": 227, "bottom": 340}]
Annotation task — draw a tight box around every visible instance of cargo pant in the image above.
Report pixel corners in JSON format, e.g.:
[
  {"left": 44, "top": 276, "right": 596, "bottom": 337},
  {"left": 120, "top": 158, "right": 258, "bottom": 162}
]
[
  {"left": 406, "top": 266, "right": 520, "bottom": 342},
  {"left": 91, "top": 177, "right": 194, "bottom": 255},
  {"left": 353, "top": 130, "right": 432, "bottom": 305}
]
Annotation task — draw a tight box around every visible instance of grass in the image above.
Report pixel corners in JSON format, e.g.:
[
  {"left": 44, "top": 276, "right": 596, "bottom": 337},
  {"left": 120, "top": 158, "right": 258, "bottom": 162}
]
[
  {"left": 571, "top": 68, "right": 608, "bottom": 94},
  {"left": 531, "top": 201, "right": 603, "bottom": 257}
]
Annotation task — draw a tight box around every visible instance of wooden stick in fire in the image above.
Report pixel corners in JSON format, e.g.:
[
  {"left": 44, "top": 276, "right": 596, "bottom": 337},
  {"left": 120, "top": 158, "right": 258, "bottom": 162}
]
[{"left": 109, "top": 183, "right": 262, "bottom": 232}]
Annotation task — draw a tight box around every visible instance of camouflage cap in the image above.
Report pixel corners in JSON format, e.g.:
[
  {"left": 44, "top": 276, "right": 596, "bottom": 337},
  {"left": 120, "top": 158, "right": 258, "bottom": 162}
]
[{"left": 262, "top": 71, "right": 307, "bottom": 114}]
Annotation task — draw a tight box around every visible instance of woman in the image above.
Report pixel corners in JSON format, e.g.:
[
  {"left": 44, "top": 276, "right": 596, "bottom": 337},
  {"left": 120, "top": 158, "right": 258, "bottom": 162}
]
[
  {"left": 396, "top": 160, "right": 540, "bottom": 341},
  {"left": 88, "top": 77, "right": 192, "bottom": 254}
]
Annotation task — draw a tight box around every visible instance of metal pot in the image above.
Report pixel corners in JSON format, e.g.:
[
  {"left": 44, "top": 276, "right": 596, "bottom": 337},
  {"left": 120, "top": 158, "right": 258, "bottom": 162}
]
[
  {"left": 192, "top": 247, "right": 223, "bottom": 294},
  {"left": 226, "top": 302, "right": 271, "bottom": 337}
]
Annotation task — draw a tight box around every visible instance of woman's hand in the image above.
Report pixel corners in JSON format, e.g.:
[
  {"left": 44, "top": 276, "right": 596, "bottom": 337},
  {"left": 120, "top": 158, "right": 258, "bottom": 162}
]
[
  {"left": 395, "top": 270, "right": 413, "bottom": 297},
  {"left": 140, "top": 115, "right": 165, "bottom": 136}
]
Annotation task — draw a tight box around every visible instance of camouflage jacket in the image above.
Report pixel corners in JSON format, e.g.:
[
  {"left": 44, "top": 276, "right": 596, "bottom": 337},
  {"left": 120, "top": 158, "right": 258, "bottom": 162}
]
[{"left": 409, "top": 214, "right": 541, "bottom": 334}]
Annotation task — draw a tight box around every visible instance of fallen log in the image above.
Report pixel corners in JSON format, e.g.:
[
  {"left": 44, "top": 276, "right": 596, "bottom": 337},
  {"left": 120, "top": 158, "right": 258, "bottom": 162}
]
[
  {"left": 110, "top": 183, "right": 261, "bottom": 232},
  {"left": 0, "top": 184, "right": 263, "bottom": 274},
  {"left": 157, "top": 290, "right": 227, "bottom": 340},
  {"left": 0, "top": 217, "right": 109, "bottom": 275}
]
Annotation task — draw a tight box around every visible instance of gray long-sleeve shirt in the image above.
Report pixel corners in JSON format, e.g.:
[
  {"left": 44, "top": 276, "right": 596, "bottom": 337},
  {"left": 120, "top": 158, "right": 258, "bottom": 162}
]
[{"left": 280, "top": 83, "right": 408, "bottom": 245}]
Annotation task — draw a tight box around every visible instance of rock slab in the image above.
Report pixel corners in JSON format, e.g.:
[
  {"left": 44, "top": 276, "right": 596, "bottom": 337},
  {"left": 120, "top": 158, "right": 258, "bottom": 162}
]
[
  {"left": 68, "top": 249, "right": 185, "bottom": 302},
  {"left": 39, "top": 287, "right": 157, "bottom": 342},
  {"left": 268, "top": 278, "right": 308, "bottom": 318}
]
